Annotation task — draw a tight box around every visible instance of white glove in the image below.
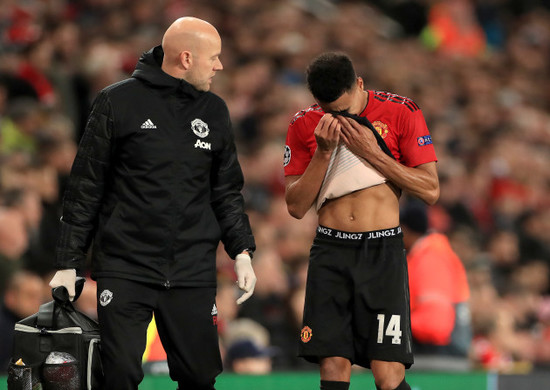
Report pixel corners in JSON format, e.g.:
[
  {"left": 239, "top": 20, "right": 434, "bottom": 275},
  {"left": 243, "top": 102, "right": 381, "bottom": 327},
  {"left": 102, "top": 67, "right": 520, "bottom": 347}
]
[
  {"left": 49, "top": 269, "right": 77, "bottom": 301},
  {"left": 234, "top": 253, "right": 256, "bottom": 305}
]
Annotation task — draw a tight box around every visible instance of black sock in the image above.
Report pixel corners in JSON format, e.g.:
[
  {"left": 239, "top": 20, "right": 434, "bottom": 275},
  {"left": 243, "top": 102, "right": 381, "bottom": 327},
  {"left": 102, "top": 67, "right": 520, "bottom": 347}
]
[
  {"left": 320, "top": 380, "right": 350, "bottom": 390},
  {"left": 395, "top": 378, "right": 411, "bottom": 390},
  {"left": 375, "top": 378, "right": 411, "bottom": 390}
]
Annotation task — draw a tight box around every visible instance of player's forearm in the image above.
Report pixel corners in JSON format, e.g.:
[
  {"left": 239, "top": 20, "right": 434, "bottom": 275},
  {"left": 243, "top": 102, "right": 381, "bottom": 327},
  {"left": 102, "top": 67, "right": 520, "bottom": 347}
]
[
  {"left": 369, "top": 154, "right": 439, "bottom": 205},
  {"left": 285, "top": 149, "right": 332, "bottom": 219}
]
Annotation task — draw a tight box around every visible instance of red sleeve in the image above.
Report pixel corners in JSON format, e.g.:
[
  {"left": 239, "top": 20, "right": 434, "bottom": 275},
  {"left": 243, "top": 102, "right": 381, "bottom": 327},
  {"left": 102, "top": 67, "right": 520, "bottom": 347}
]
[
  {"left": 398, "top": 109, "right": 437, "bottom": 167},
  {"left": 284, "top": 117, "right": 314, "bottom": 176}
]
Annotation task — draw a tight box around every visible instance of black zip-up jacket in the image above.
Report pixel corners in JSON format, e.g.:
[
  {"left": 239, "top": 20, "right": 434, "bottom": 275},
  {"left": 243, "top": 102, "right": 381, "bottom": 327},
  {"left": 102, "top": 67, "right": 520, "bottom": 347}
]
[{"left": 55, "top": 46, "right": 255, "bottom": 288}]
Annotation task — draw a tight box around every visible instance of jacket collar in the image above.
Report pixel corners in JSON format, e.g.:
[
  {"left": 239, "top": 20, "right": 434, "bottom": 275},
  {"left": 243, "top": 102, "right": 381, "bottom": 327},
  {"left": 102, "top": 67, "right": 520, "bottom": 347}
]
[{"left": 132, "top": 45, "right": 202, "bottom": 99}]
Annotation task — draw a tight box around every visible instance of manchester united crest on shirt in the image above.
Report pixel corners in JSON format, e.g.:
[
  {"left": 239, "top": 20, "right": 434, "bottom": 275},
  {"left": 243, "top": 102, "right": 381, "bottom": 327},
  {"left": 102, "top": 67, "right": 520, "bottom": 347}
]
[
  {"left": 301, "top": 325, "right": 313, "bottom": 343},
  {"left": 372, "top": 121, "right": 389, "bottom": 139},
  {"left": 191, "top": 118, "right": 209, "bottom": 138}
]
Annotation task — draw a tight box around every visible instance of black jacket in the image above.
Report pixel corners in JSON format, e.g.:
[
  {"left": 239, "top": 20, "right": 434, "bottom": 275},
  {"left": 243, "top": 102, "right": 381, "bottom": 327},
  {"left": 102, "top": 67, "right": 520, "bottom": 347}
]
[{"left": 56, "top": 46, "right": 255, "bottom": 287}]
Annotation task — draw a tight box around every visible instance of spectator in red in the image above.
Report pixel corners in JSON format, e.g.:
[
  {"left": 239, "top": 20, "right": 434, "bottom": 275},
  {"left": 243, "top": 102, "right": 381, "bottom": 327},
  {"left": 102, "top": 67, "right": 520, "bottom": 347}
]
[
  {"left": 421, "top": 0, "right": 486, "bottom": 57},
  {"left": 401, "top": 199, "right": 472, "bottom": 357},
  {"left": 16, "top": 38, "right": 57, "bottom": 106}
]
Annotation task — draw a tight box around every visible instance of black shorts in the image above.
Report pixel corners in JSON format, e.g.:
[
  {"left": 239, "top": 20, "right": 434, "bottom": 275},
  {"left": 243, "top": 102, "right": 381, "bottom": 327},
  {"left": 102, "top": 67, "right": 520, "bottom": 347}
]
[{"left": 298, "top": 226, "right": 414, "bottom": 369}]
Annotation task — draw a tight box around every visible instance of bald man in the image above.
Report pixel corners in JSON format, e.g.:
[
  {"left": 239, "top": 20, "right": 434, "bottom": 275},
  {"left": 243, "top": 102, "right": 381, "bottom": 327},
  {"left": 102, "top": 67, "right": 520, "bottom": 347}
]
[
  {"left": 161, "top": 17, "right": 223, "bottom": 91},
  {"left": 50, "top": 17, "right": 256, "bottom": 389}
]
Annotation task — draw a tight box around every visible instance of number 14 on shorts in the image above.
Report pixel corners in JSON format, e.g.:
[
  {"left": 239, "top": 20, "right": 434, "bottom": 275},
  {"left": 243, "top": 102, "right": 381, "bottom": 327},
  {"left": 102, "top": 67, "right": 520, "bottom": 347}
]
[{"left": 376, "top": 314, "right": 402, "bottom": 344}]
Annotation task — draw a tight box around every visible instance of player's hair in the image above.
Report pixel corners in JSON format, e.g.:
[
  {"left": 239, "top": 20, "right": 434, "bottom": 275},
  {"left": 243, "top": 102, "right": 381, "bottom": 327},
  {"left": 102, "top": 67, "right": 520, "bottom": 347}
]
[{"left": 306, "top": 52, "right": 357, "bottom": 103}]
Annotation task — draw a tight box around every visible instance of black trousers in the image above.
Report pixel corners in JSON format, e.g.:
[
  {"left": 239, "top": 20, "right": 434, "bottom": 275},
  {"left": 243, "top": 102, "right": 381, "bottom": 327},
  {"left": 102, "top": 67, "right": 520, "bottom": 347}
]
[{"left": 96, "top": 278, "right": 222, "bottom": 390}]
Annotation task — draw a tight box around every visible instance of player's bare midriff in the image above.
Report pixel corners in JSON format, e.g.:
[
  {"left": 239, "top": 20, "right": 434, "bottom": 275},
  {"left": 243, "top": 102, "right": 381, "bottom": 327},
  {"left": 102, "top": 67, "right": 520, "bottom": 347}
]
[{"left": 318, "top": 182, "right": 400, "bottom": 232}]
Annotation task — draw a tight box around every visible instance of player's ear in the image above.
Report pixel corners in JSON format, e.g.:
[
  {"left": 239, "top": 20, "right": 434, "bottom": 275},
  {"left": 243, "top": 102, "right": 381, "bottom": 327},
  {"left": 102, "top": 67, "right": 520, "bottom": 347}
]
[{"left": 356, "top": 77, "right": 364, "bottom": 89}]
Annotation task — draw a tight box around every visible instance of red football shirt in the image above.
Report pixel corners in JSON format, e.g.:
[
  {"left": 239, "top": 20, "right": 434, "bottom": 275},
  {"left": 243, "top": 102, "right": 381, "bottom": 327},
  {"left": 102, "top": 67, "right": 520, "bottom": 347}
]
[{"left": 284, "top": 90, "right": 437, "bottom": 176}]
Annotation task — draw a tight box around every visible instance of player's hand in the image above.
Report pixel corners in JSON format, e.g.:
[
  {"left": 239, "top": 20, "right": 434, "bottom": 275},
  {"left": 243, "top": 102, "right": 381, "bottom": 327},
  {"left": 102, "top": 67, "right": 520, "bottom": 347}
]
[
  {"left": 49, "top": 269, "right": 77, "bottom": 301},
  {"left": 234, "top": 253, "right": 256, "bottom": 305},
  {"left": 337, "top": 116, "right": 380, "bottom": 159},
  {"left": 314, "top": 114, "right": 341, "bottom": 153}
]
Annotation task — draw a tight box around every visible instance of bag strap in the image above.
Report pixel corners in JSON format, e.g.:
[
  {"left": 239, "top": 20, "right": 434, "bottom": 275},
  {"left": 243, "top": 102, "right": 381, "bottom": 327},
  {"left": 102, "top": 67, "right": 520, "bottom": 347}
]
[
  {"left": 37, "top": 301, "right": 56, "bottom": 353},
  {"left": 37, "top": 301, "right": 55, "bottom": 329}
]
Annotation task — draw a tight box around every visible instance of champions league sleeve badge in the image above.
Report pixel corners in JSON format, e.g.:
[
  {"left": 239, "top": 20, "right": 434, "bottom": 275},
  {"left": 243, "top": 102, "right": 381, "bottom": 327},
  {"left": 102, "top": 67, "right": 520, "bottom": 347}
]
[
  {"left": 284, "top": 145, "right": 291, "bottom": 167},
  {"left": 417, "top": 135, "right": 432, "bottom": 146}
]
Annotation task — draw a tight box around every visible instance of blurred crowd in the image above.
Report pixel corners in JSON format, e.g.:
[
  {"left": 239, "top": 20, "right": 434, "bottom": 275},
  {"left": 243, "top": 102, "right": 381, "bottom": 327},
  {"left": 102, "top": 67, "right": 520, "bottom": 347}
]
[{"left": 0, "top": 0, "right": 549, "bottom": 375}]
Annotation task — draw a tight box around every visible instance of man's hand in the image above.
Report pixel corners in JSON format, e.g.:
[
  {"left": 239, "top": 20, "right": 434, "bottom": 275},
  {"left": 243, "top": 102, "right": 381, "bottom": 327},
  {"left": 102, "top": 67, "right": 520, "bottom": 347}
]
[
  {"left": 314, "top": 114, "right": 341, "bottom": 153},
  {"left": 337, "top": 115, "right": 380, "bottom": 160},
  {"left": 49, "top": 269, "right": 77, "bottom": 301},
  {"left": 234, "top": 253, "right": 256, "bottom": 305}
]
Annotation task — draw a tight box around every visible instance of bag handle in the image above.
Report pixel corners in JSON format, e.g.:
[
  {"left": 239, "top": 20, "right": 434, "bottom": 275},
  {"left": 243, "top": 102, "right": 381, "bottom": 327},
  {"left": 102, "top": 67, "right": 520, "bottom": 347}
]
[
  {"left": 37, "top": 277, "right": 86, "bottom": 329},
  {"left": 52, "top": 276, "right": 86, "bottom": 305}
]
